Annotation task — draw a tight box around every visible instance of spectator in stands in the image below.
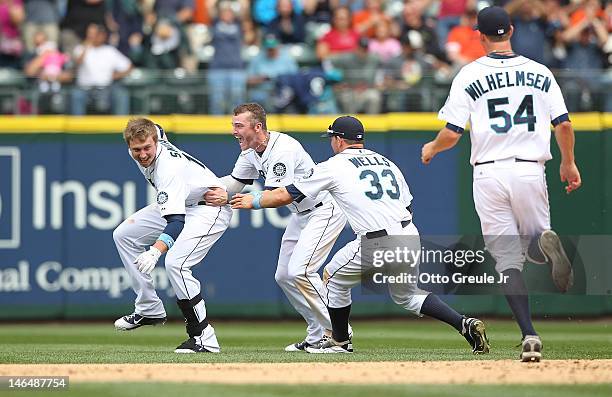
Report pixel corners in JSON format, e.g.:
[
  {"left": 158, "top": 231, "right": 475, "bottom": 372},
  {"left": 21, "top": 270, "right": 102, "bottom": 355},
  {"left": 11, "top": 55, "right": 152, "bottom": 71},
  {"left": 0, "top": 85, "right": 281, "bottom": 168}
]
[
  {"left": 397, "top": 0, "right": 447, "bottom": 65},
  {"left": 138, "top": 18, "right": 184, "bottom": 69},
  {"left": 24, "top": 31, "right": 71, "bottom": 93},
  {"left": 60, "top": 0, "right": 106, "bottom": 56},
  {"left": 0, "top": 0, "right": 25, "bottom": 68},
  {"left": 329, "top": 37, "right": 381, "bottom": 113},
  {"left": 561, "top": 0, "right": 608, "bottom": 111},
  {"left": 22, "top": 0, "right": 60, "bottom": 53},
  {"left": 247, "top": 33, "right": 298, "bottom": 109},
  {"left": 106, "top": 0, "right": 144, "bottom": 58},
  {"left": 144, "top": 0, "right": 195, "bottom": 71},
  {"left": 252, "top": 0, "right": 303, "bottom": 26},
  {"left": 303, "top": 0, "right": 334, "bottom": 24},
  {"left": 429, "top": 0, "right": 475, "bottom": 47},
  {"left": 70, "top": 24, "right": 133, "bottom": 115},
  {"left": 380, "top": 32, "right": 430, "bottom": 112},
  {"left": 368, "top": 19, "right": 401, "bottom": 63},
  {"left": 445, "top": 8, "right": 485, "bottom": 67},
  {"left": 207, "top": 0, "right": 246, "bottom": 114},
  {"left": 267, "top": 0, "right": 306, "bottom": 43},
  {"left": 316, "top": 6, "right": 359, "bottom": 60},
  {"left": 505, "top": 0, "right": 552, "bottom": 65},
  {"left": 352, "top": 0, "right": 391, "bottom": 38}
]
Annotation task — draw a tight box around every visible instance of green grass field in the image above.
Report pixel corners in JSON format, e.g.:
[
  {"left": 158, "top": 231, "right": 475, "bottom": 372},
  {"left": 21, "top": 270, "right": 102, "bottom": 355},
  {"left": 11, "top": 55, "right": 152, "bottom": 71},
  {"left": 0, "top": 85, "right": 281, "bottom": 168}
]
[{"left": 1, "top": 319, "right": 610, "bottom": 396}]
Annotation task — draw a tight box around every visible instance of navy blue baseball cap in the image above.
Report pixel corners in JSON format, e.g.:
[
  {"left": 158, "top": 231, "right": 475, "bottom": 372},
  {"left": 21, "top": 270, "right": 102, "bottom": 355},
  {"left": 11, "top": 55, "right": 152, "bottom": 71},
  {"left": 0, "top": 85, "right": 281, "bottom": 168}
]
[
  {"left": 321, "top": 116, "right": 365, "bottom": 140},
  {"left": 475, "top": 6, "right": 511, "bottom": 36}
]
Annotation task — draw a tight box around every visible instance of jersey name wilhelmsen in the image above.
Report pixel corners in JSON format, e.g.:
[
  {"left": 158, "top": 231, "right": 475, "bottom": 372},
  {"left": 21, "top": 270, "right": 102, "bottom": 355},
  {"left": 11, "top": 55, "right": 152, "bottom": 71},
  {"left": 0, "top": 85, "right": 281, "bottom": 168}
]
[
  {"left": 438, "top": 55, "right": 568, "bottom": 165},
  {"left": 464, "top": 69, "right": 552, "bottom": 101}
]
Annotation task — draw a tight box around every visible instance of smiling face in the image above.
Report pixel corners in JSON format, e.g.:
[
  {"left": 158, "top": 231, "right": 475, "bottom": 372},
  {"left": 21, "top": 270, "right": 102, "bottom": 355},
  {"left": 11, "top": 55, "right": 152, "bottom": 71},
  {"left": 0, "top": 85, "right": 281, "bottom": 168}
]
[
  {"left": 129, "top": 135, "right": 158, "bottom": 168},
  {"left": 232, "top": 111, "right": 264, "bottom": 151}
]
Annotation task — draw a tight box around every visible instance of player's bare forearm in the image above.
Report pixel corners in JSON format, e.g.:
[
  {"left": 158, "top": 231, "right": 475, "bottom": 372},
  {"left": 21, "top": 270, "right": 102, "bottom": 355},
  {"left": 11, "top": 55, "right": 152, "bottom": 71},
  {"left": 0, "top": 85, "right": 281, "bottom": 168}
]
[
  {"left": 230, "top": 188, "right": 293, "bottom": 209},
  {"left": 421, "top": 127, "right": 462, "bottom": 164},
  {"left": 554, "top": 121, "right": 575, "bottom": 164},
  {"left": 554, "top": 121, "right": 582, "bottom": 194}
]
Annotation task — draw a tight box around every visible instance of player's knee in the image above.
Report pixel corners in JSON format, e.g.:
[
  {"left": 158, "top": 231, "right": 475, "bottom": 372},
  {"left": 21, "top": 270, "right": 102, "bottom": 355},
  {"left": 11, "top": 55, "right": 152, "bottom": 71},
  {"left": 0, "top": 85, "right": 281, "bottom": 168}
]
[
  {"left": 392, "top": 293, "right": 427, "bottom": 316},
  {"left": 274, "top": 268, "right": 291, "bottom": 286},
  {"left": 163, "top": 251, "right": 182, "bottom": 274},
  {"left": 112, "top": 223, "right": 129, "bottom": 245}
]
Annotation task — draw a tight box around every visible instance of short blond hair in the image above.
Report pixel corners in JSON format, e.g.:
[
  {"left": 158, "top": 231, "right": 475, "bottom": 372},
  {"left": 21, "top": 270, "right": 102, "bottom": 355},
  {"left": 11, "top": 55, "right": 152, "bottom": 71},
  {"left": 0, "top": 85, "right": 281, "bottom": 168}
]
[{"left": 123, "top": 118, "right": 158, "bottom": 144}]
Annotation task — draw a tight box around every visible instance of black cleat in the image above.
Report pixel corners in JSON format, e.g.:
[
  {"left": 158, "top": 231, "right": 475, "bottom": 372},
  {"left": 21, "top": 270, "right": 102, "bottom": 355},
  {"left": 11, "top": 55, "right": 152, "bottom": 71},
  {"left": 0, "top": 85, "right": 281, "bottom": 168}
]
[
  {"left": 175, "top": 337, "right": 215, "bottom": 353},
  {"left": 461, "top": 317, "right": 490, "bottom": 354},
  {"left": 114, "top": 313, "right": 166, "bottom": 331}
]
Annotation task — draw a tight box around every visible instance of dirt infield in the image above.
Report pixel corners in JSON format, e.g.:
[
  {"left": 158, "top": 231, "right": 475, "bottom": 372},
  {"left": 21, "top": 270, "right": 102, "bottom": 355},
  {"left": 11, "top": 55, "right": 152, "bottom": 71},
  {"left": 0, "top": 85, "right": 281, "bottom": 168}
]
[{"left": 1, "top": 360, "right": 611, "bottom": 384}]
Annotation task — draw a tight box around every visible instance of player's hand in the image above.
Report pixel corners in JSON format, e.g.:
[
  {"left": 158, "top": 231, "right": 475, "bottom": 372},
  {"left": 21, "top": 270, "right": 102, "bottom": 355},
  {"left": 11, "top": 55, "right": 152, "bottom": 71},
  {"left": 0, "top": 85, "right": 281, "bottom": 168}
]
[
  {"left": 421, "top": 142, "right": 436, "bottom": 164},
  {"left": 560, "top": 161, "right": 582, "bottom": 194},
  {"left": 204, "top": 187, "right": 228, "bottom": 206},
  {"left": 229, "top": 193, "right": 255, "bottom": 209},
  {"left": 134, "top": 246, "right": 162, "bottom": 275}
]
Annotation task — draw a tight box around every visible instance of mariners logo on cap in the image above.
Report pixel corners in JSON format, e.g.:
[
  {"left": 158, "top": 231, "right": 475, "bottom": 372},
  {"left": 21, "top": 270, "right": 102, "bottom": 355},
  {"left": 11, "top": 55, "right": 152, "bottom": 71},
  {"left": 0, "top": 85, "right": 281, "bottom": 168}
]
[
  {"left": 273, "top": 163, "right": 287, "bottom": 177},
  {"left": 157, "top": 191, "right": 169, "bottom": 204}
]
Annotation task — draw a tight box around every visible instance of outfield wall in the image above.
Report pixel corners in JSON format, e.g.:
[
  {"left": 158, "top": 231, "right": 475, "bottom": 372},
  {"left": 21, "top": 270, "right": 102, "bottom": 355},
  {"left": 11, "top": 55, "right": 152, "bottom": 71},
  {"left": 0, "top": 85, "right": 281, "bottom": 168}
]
[{"left": 0, "top": 114, "right": 610, "bottom": 319}]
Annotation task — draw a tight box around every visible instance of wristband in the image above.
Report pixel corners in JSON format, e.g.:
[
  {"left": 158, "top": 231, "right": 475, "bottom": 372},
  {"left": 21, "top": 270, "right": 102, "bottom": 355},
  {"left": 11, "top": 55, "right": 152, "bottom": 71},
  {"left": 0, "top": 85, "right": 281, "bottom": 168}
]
[
  {"left": 251, "top": 191, "right": 263, "bottom": 209},
  {"left": 158, "top": 233, "right": 175, "bottom": 249}
]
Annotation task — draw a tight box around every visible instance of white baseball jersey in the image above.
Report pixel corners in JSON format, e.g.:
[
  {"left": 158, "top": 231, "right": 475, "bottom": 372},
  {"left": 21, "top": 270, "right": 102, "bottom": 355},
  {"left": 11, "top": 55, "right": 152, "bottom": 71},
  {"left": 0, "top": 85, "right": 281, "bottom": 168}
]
[
  {"left": 116, "top": 137, "right": 232, "bottom": 350},
  {"left": 133, "top": 139, "right": 224, "bottom": 215},
  {"left": 231, "top": 131, "right": 331, "bottom": 212},
  {"left": 438, "top": 55, "right": 568, "bottom": 165},
  {"left": 293, "top": 148, "right": 413, "bottom": 235}
]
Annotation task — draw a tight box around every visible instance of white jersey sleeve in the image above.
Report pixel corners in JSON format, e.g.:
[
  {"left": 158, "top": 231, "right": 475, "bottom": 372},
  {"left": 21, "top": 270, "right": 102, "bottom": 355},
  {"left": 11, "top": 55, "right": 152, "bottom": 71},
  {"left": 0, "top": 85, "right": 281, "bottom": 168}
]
[
  {"left": 293, "top": 161, "right": 335, "bottom": 199},
  {"left": 438, "top": 68, "right": 471, "bottom": 128},
  {"left": 231, "top": 152, "right": 260, "bottom": 181},
  {"left": 264, "top": 150, "right": 296, "bottom": 187}
]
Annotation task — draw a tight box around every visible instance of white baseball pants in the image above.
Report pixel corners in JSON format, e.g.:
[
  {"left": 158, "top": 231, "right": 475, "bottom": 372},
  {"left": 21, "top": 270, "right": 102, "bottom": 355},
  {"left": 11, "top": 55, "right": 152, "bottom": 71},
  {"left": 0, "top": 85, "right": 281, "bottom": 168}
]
[
  {"left": 472, "top": 159, "right": 550, "bottom": 273},
  {"left": 275, "top": 200, "right": 347, "bottom": 344},
  {"left": 323, "top": 221, "right": 428, "bottom": 316},
  {"left": 113, "top": 203, "right": 232, "bottom": 318}
]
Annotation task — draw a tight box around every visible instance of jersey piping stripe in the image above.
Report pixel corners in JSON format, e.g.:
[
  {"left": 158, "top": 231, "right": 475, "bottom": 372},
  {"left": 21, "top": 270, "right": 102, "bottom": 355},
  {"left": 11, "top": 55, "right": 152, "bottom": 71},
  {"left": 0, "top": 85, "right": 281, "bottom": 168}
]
[
  {"left": 474, "top": 58, "right": 531, "bottom": 69},
  {"left": 304, "top": 202, "right": 336, "bottom": 307},
  {"left": 182, "top": 151, "right": 207, "bottom": 170},
  {"left": 325, "top": 244, "right": 360, "bottom": 307},
  {"left": 178, "top": 206, "right": 223, "bottom": 300}
]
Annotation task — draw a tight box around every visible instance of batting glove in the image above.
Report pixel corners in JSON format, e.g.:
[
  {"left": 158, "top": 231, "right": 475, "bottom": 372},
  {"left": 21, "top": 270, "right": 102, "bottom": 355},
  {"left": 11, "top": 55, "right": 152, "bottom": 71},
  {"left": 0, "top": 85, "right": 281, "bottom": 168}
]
[{"left": 135, "top": 246, "right": 162, "bottom": 275}]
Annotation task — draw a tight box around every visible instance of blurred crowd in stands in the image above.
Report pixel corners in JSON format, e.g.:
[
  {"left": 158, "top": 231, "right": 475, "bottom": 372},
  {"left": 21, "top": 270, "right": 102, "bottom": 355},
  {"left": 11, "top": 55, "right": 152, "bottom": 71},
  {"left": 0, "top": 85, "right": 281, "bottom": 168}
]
[{"left": 0, "top": 0, "right": 610, "bottom": 115}]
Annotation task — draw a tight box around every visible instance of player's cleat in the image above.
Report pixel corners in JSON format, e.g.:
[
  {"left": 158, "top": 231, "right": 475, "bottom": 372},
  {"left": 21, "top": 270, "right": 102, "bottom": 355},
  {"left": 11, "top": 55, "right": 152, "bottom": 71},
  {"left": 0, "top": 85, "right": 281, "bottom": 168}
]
[
  {"left": 114, "top": 313, "right": 166, "bottom": 331},
  {"left": 538, "top": 230, "right": 573, "bottom": 293},
  {"left": 461, "top": 317, "right": 490, "bottom": 354},
  {"left": 285, "top": 340, "right": 315, "bottom": 352},
  {"left": 305, "top": 337, "right": 353, "bottom": 354},
  {"left": 521, "top": 335, "right": 542, "bottom": 362},
  {"left": 285, "top": 335, "right": 332, "bottom": 352},
  {"left": 175, "top": 337, "right": 217, "bottom": 353}
]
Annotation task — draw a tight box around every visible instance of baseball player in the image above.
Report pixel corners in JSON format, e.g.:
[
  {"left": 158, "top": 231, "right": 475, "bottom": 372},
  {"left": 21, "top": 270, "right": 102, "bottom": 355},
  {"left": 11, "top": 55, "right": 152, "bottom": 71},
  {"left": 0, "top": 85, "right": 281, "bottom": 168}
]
[
  {"left": 230, "top": 115, "right": 490, "bottom": 354},
  {"left": 421, "top": 6, "right": 581, "bottom": 362},
  {"left": 204, "top": 103, "right": 348, "bottom": 351},
  {"left": 113, "top": 118, "right": 232, "bottom": 353}
]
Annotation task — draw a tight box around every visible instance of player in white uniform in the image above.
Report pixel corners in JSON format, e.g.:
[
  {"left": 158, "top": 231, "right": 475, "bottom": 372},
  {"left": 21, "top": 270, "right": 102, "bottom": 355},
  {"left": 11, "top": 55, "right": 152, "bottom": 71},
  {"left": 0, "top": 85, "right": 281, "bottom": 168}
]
[
  {"left": 231, "top": 115, "right": 490, "bottom": 354},
  {"left": 204, "top": 103, "right": 348, "bottom": 351},
  {"left": 113, "top": 118, "right": 233, "bottom": 353},
  {"left": 421, "top": 6, "right": 581, "bottom": 362}
]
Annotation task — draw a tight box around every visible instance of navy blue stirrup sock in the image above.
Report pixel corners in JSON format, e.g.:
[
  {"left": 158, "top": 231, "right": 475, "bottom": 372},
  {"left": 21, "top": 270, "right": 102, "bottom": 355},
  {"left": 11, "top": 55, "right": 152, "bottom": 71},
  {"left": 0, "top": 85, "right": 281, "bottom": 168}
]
[
  {"left": 502, "top": 269, "right": 537, "bottom": 337},
  {"left": 420, "top": 294, "right": 463, "bottom": 332}
]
